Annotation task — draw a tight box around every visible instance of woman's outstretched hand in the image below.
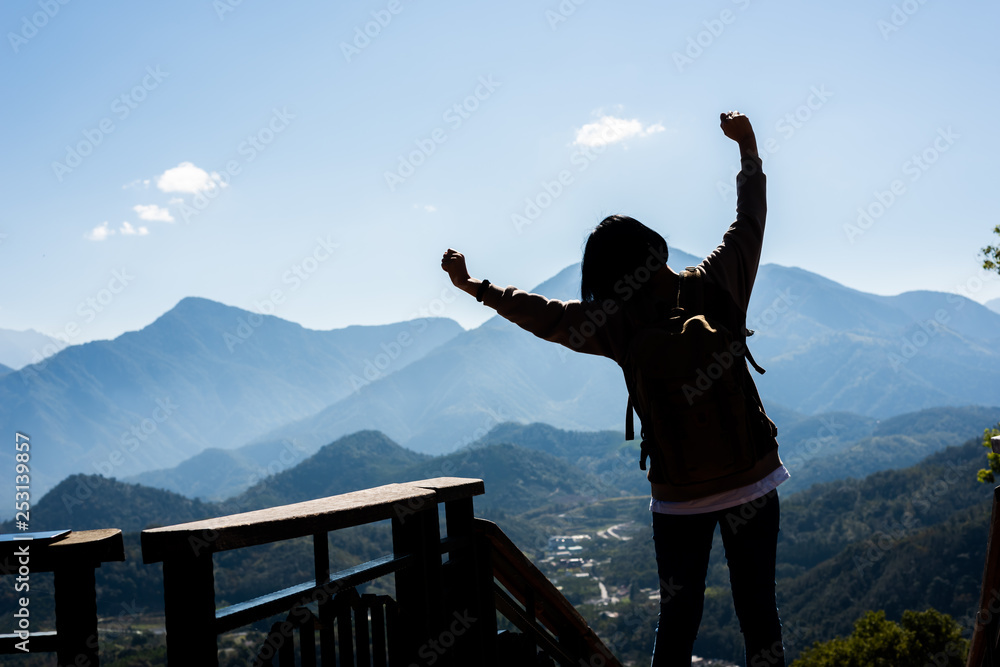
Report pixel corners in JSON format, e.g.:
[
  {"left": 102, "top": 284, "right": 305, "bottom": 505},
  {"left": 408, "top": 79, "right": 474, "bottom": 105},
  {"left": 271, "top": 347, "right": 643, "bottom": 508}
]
[
  {"left": 720, "top": 110, "right": 759, "bottom": 159},
  {"left": 441, "top": 248, "right": 479, "bottom": 296}
]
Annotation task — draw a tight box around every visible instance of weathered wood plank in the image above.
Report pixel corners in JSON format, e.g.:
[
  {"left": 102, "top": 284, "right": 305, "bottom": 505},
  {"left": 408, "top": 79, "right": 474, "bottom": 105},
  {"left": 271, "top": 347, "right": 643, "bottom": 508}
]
[
  {"left": 142, "top": 479, "right": 484, "bottom": 563},
  {"left": 142, "top": 484, "right": 437, "bottom": 562},
  {"left": 0, "top": 529, "right": 123, "bottom": 573},
  {"left": 410, "top": 477, "right": 486, "bottom": 503}
]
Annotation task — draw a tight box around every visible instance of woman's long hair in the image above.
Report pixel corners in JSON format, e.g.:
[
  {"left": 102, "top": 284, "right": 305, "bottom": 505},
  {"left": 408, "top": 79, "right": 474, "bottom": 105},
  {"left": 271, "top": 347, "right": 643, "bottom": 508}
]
[{"left": 580, "top": 215, "right": 669, "bottom": 306}]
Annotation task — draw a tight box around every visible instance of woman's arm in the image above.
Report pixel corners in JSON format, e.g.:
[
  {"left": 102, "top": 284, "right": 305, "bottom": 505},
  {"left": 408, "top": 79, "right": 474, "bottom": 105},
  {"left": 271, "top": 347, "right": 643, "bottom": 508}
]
[
  {"left": 699, "top": 111, "right": 767, "bottom": 313},
  {"left": 440, "top": 249, "right": 619, "bottom": 358}
]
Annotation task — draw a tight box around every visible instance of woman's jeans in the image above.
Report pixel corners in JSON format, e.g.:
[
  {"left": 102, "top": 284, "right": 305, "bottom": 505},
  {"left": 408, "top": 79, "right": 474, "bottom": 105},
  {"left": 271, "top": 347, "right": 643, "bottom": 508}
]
[{"left": 650, "top": 489, "right": 784, "bottom": 667}]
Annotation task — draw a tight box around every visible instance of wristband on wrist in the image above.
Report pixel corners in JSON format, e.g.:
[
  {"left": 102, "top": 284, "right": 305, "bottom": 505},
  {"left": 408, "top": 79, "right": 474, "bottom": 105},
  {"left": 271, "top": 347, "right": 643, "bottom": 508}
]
[{"left": 476, "top": 279, "right": 491, "bottom": 302}]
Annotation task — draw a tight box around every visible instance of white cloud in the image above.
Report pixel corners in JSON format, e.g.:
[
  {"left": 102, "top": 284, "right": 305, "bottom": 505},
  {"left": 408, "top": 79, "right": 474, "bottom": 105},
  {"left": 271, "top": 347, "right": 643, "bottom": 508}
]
[
  {"left": 120, "top": 221, "right": 149, "bottom": 236},
  {"left": 85, "top": 222, "right": 115, "bottom": 241},
  {"left": 122, "top": 178, "right": 150, "bottom": 190},
  {"left": 168, "top": 197, "right": 184, "bottom": 205},
  {"left": 573, "top": 115, "right": 666, "bottom": 147},
  {"left": 133, "top": 204, "right": 174, "bottom": 222},
  {"left": 156, "top": 161, "right": 226, "bottom": 194},
  {"left": 413, "top": 203, "right": 437, "bottom": 213}
]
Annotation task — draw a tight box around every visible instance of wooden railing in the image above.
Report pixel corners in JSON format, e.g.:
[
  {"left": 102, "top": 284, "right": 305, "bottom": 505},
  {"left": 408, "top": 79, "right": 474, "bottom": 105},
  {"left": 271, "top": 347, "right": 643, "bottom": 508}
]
[
  {"left": 140, "top": 476, "right": 621, "bottom": 666},
  {"left": 476, "top": 519, "right": 623, "bottom": 666},
  {"left": 0, "top": 529, "right": 125, "bottom": 665},
  {"left": 969, "top": 435, "right": 1000, "bottom": 667}
]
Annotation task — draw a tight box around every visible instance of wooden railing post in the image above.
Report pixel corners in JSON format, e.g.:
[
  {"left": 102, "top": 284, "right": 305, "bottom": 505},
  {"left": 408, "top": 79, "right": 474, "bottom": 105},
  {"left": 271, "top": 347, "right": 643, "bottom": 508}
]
[
  {"left": 313, "top": 532, "right": 334, "bottom": 666},
  {"left": 163, "top": 550, "right": 217, "bottom": 666},
  {"left": 53, "top": 564, "right": 98, "bottom": 667},
  {"left": 444, "top": 496, "right": 497, "bottom": 667},
  {"left": 391, "top": 499, "right": 443, "bottom": 666},
  {"left": 0, "top": 529, "right": 123, "bottom": 665}
]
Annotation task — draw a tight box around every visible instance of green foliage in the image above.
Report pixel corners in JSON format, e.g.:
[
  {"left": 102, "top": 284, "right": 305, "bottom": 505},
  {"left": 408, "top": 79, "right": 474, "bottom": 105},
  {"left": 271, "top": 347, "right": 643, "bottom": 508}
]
[
  {"left": 3, "top": 418, "right": 997, "bottom": 665},
  {"left": 791, "top": 609, "right": 968, "bottom": 667},
  {"left": 982, "top": 224, "right": 1000, "bottom": 274},
  {"left": 976, "top": 422, "right": 1000, "bottom": 483}
]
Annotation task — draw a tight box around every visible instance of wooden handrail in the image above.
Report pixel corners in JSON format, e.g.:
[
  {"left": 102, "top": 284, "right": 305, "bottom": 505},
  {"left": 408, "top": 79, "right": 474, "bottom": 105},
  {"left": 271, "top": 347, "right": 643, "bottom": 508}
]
[
  {"left": 476, "top": 518, "right": 623, "bottom": 667},
  {"left": 0, "top": 529, "right": 125, "bottom": 666},
  {"left": 0, "top": 528, "right": 124, "bottom": 571},
  {"left": 142, "top": 478, "right": 483, "bottom": 562},
  {"left": 141, "top": 477, "right": 488, "bottom": 666}
]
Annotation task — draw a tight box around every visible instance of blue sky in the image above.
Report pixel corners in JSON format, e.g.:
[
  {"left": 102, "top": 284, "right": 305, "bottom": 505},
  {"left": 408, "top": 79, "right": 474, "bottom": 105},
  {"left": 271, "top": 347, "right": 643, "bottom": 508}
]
[{"left": 2, "top": 0, "right": 998, "bottom": 345}]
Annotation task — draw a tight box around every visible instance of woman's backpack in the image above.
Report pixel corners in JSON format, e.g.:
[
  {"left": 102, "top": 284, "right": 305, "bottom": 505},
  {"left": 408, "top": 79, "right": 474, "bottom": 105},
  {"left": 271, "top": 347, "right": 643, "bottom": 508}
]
[{"left": 621, "top": 267, "right": 772, "bottom": 489}]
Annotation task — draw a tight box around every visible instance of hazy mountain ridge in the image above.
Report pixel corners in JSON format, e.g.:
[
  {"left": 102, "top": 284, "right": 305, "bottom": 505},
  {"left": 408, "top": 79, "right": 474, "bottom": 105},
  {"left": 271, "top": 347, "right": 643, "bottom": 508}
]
[
  {"left": 0, "top": 327, "right": 68, "bottom": 369},
  {"left": 234, "top": 259, "right": 1000, "bottom": 471},
  {"left": 8, "top": 256, "right": 1000, "bottom": 499},
  {"left": 0, "top": 298, "right": 462, "bottom": 496},
  {"left": 748, "top": 265, "right": 1000, "bottom": 415}
]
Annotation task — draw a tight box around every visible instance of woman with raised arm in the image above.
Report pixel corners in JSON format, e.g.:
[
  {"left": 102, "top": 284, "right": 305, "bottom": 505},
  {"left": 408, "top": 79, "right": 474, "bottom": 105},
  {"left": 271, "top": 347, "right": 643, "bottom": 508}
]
[{"left": 442, "top": 111, "right": 787, "bottom": 667}]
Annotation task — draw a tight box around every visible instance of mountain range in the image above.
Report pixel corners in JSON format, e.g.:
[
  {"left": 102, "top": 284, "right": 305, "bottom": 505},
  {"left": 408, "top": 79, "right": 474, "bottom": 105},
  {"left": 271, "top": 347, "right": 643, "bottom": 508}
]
[
  {"left": 168, "top": 253, "right": 1000, "bottom": 492},
  {"left": 0, "top": 300, "right": 460, "bottom": 494},
  {"left": 4, "top": 252, "right": 1000, "bottom": 499}
]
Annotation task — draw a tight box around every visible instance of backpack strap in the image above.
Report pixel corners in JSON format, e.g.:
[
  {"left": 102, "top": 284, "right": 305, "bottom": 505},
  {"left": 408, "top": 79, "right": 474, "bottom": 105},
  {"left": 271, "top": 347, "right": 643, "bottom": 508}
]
[
  {"left": 689, "top": 266, "right": 767, "bottom": 376},
  {"left": 745, "top": 345, "right": 767, "bottom": 375},
  {"left": 626, "top": 396, "right": 635, "bottom": 441},
  {"left": 678, "top": 267, "right": 704, "bottom": 313},
  {"left": 626, "top": 397, "right": 655, "bottom": 471}
]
